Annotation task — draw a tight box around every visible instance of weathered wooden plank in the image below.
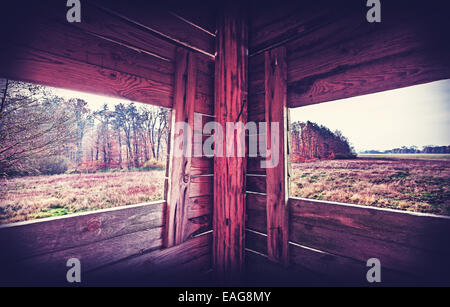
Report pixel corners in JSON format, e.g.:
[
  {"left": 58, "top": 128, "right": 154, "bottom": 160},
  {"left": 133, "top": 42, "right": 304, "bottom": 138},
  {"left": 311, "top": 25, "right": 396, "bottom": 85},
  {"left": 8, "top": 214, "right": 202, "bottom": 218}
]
[
  {"left": 78, "top": 3, "right": 177, "bottom": 61},
  {"left": 0, "top": 201, "right": 165, "bottom": 262},
  {"left": 245, "top": 229, "right": 268, "bottom": 255},
  {"left": 0, "top": 227, "right": 164, "bottom": 284},
  {"left": 165, "top": 48, "right": 197, "bottom": 247},
  {"left": 247, "top": 157, "right": 266, "bottom": 175},
  {"left": 247, "top": 1, "right": 450, "bottom": 106},
  {"left": 289, "top": 243, "right": 420, "bottom": 284},
  {"left": 288, "top": 47, "right": 450, "bottom": 107},
  {"left": 14, "top": 1, "right": 178, "bottom": 62},
  {"left": 193, "top": 135, "right": 212, "bottom": 159},
  {"left": 88, "top": 232, "right": 212, "bottom": 283},
  {"left": 246, "top": 175, "right": 266, "bottom": 193},
  {"left": 164, "top": 110, "right": 173, "bottom": 202},
  {"left": 4, "top": 17, "right": 174, "bottom": 85},
  {"left": 247, "top": 53, "right": 265, "bottom": 140},
  {"left": 248, "top": 93, "right": 265, "bottom": 122},
  {"left": 246, "top": 193, "right": 267, "bottom": 233},
  {"left": 194, "top": 112, "right": 214, "bottom": 134},
  {"left": 0, "top": 45, "right": 173, "bottom": 107},
  {"left": 187, "top": 195, "right": 213, "bottom": 219},
  {"left": 289, "top": 198, "right": 450, "bottom": 280},
  {"left": 247, "top": 195, "right": 450, "bottom": 282},
  {"left": 191, "top": 157, "right": 213, "bottom": 176},
  {"left": 195, "top": 93, "right": 214, "bottom": 115},
  {"left": 92, "top": 0, "right": 215, "bottom": 57},
  {"left": 249, "top": 2, "right": 350, "bottom": 55},
  {"left": 194, "top": 55, "right": 215, "bottom": 115},
  {"left": 169, "top": 2, "right": 217, "bottom": 36},
  {"left": 195, "top": 55, "right": 215, "bottom": 77},
  {"left": 245, "top": 249, "right": 324, "bottom": 285},
  {"left": 265, "top": 47, "right": 289, "bottom": 265},
  {"left": 283, "top": 2, "right": 450, "bottom": 107},
  {"left": 248, "top": 53, "right": 265, "bottom": 96},
  {"left": 213, "top": 3, "right": 248, "bottom": 279},
  {"left": 184, "top": 214, "right": 212, "bottom": 239},
  {"left": 249, "top": 74, "right": 265, "bottom": 95},
  {"left": 196, "top": 71, "right": 214, "bottom": 97},
  {"left": 289, "top": 198, "right": 450, "bottom": 255},
  {"left": 246, "top": 226, "right": 424, "bottom": 284},
  {"left": 290, "top": 216, "right": 450, "bottom": 280},
  {"left": 184, "top": 195, "right": 213, "bottom": 241},
  {"left": 190, "top": 176, "right": 213, "bottom": 197}
]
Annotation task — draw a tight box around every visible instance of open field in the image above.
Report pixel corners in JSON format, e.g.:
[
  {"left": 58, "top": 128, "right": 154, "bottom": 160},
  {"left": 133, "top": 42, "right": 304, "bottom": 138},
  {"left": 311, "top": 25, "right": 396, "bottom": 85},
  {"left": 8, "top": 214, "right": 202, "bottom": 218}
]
[
  {"left": 2, "top": 157, "right": 449, "bottom": 224},
  {"left": 357, "top": 153, "right": 450, "bottom": 160},
  {"left": 0, "top": 170, "right": 165, "bottom": 224},
  {"left": 290, "top": 157, "right": 450, "bottom": 215}
]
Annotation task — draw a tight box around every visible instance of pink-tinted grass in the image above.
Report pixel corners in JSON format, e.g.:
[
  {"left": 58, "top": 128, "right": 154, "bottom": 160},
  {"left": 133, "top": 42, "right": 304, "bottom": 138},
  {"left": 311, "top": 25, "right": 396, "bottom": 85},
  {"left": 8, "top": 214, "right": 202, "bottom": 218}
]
[
  {"left": 290, "top": 158, "right": 450, "bottom": 215},
  {"left": 0, "top": 170, "right": 165, "bottom": 224}
]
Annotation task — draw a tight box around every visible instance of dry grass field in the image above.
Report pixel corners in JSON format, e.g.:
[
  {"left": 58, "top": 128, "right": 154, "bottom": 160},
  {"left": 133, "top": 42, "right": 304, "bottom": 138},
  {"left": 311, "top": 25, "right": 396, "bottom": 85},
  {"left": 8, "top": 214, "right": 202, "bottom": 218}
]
[
  {"left": 2, "top": 156, "right": 449, "bottom": 225},
  {"left": 290, "top": 157, "right": 450, "bottom": 215},
  {"left": 357, "top": 153, "right": 450, "bottom": 160},
  {"left": 0, "top": 170, "right": 165, "bottom": 224}
]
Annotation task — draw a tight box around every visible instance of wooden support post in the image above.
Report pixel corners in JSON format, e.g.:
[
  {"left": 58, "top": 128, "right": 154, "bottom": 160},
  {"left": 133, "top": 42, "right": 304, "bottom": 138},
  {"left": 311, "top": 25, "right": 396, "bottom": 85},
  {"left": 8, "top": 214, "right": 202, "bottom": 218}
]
[
  {"left": 164, "top": 47, "right": 197, "bottom": 247},
  {"left": 213, "top": 4, "right": 248, "bottom": 279},
  {"left": 265, "top": 46, "right": 289, "bottom": 266}
]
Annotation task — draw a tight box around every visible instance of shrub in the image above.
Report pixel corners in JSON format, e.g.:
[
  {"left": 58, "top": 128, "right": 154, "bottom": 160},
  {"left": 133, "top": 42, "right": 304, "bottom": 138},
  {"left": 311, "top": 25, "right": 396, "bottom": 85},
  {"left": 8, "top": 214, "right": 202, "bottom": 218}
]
[
  {"left": 141, "top": 159, "right": 165, "bottom": 170},
  {"left": 36, "top": 155, "right": 70, "bottom": 175}
]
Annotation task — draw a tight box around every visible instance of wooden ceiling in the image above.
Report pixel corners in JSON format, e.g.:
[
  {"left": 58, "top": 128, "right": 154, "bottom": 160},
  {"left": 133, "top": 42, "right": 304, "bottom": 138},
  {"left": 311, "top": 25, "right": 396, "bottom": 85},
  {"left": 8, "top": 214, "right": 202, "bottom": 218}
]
[
  {"left": 0, "top": 0, "right": 449, "bottom": 109},
  {"left": 0, "top": 0, "right": 215, "bottom": 108},
  {"left": 247, "top": 0, "right": 450, "bottom": 107}
]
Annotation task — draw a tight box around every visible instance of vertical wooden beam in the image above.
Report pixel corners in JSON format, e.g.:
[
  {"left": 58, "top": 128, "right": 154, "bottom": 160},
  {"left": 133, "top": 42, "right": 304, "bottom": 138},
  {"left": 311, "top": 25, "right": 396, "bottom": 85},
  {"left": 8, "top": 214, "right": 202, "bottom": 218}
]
[
  {"left": 165, "top": 47, "right": 197, "bottom": 247},
  {"left": 265, "top": 46, "right": 289, "bottom": 265},
  {"left": 213, "top": 4, "right": 248, "bottom": 279}
]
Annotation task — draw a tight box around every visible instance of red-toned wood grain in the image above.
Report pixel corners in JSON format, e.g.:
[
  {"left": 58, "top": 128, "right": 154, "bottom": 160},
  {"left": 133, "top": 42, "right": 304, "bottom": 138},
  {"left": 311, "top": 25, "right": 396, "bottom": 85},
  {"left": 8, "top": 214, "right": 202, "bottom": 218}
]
[
  {"left": 264, "top": 46, "right": 289, "bottom": 266},
  {"left": 164, "top": 48, "right": 197, "bottom": 247},
  {"left": 0, "top": 45, "right": 174, "bottom": 108},
  {"left": 247, "top": 1, "right": 450, "bottom": 107},
  {"left": 92, "top": 0, "right": 215, "bottom": 57},
  {"left": 213, "top": 4, "right": 248, "bottom": 279}
]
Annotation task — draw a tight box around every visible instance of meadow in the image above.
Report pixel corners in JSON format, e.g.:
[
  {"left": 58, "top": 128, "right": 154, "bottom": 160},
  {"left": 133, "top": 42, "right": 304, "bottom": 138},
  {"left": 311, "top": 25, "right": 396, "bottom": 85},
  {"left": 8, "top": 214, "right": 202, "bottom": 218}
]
[
  {"left": 357, "top": 153, "right": 450, "bottom": 160},
  {"left": 2, "top": 156, "right": 449, "bottom": 225},
  {"left": 290, "top": 157, "right": 450, "bottom": 215},
  {"left": 0, "top": 170, "right": 165, "bottom": 224}
]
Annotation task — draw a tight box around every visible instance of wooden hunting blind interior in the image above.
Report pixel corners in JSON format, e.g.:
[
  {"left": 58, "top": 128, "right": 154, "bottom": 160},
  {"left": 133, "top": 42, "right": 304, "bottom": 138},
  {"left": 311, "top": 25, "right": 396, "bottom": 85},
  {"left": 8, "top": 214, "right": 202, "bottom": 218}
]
[{"left": 0, "top": 0, "right": 450, "bottom": 285}]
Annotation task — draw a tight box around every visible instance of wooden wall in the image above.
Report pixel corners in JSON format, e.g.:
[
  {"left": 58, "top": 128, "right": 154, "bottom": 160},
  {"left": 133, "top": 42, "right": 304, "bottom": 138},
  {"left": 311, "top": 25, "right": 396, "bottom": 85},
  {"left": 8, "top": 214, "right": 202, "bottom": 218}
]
[
  {"left": 2, "top": 0, "right": 450, "bottom": 284},
  {"left": 213, "top": 4, "right": 248, "bottom": 279},
  {"left": 245, "top": 0, "right": 450, "bottom": 284},
  {"left": 0, "top": 201, "right": 212, "bottom": 285},
  {"left": 0, "top": 0, "right": 215, "bottom": 284},
  {"left": 248, "top": 1, "right": 450, "bottom": 107},
  {"left": 246, "top": 197, "right": 450, "bottom": 284},
  {"left": 0, "top": 0, "right": 215, "bottom": 241}
]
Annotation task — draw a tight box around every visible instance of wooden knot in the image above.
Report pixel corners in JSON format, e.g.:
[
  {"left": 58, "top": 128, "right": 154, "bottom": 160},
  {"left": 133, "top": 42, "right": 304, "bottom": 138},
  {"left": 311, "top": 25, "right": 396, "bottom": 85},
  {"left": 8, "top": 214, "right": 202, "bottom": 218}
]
[
  {"left": 183, "top": 174, "right": 190, "bottom": 183},
  {"left": 87, "top": 219, "right": 101, "bottom": 232}
]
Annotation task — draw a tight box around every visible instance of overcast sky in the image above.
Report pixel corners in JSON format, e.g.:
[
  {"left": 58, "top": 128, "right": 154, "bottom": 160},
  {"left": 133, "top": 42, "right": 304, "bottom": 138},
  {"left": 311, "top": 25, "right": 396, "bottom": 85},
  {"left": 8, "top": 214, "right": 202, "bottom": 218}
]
[
  {"left": 52, "top": 87, "right": 131, "bottom": 111},
  {"left": 290, "top": 79, "right": 450, "bottom": 152}
]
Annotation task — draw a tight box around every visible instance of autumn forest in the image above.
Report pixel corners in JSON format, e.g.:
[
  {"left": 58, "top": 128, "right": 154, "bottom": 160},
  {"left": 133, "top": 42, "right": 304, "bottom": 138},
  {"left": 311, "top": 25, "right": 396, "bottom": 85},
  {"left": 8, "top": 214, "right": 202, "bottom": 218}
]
[{"left": 0, "top": 79, "right": 169, "bottom": 177}]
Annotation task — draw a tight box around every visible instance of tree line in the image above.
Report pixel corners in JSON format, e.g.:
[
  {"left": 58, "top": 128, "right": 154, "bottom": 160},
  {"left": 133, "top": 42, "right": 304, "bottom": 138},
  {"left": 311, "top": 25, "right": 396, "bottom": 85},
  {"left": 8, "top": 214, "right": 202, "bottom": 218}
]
[
  {"left": 290, "top": 121, "right": 356, "bottom": 162},
  {"left": 0, "top": 79, "right": 169, "bottom": 177},
  {"left": 360, "top": 145, "right": 450, "bottom": 154}
]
